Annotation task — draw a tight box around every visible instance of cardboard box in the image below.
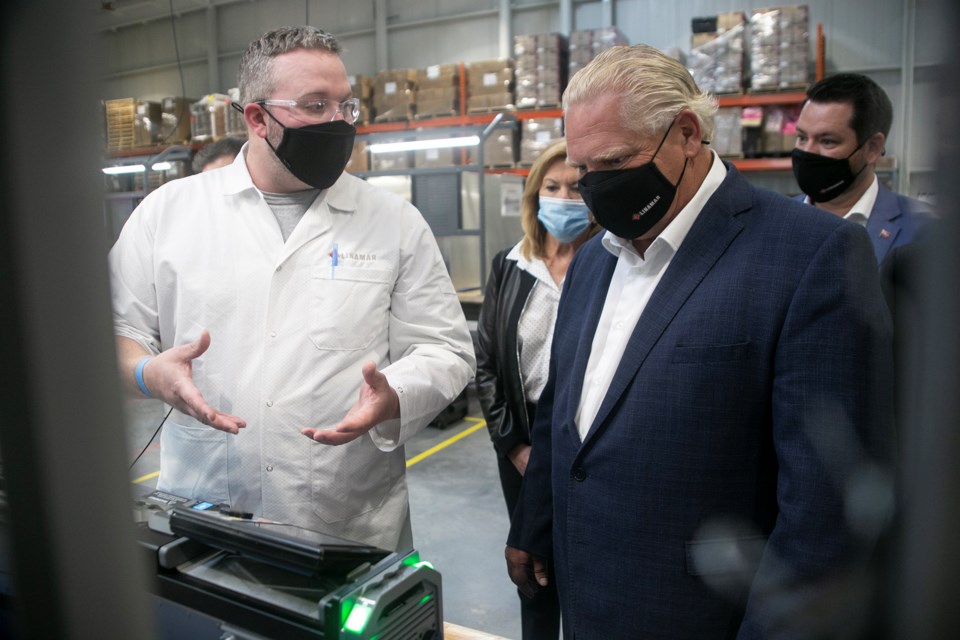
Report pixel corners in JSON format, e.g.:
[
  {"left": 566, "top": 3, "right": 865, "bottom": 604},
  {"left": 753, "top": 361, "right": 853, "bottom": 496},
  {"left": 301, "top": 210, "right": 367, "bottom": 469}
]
[
  {"left": 416, "top": 64, "right": 459, "bottom": 90},
  {"left": 466, "top": 92, "right": 515, "bottom": 112},
  {"left": 344, "top": 140, "right": 369, "bottom": 174},
  {"left": 370, "top": 149, "right": 413, "bottom": 172},
  {"left": 467, "top": 60, "right": 514, "bottom": 96},
  {"left": 161, "top": 97, "right": 194, "bottom": 144},
  {"left": 520, "top": 117, "right": 563, "bottom": 165},
  {"left": 415, "top": 146, "right": 459, "bottom": 168}
]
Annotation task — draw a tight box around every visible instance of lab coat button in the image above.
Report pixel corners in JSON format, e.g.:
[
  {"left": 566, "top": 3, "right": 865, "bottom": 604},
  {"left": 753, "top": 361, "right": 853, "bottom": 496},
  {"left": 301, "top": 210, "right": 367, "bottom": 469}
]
[
  {"left": 266, "top": 400, "right": 273, "bottom": 407},
  {"left": 266, "top": 465, "right": 273, "bottom": 472},
  {"left": 270, "top": 331, "right": 277, "bottom": 338}
]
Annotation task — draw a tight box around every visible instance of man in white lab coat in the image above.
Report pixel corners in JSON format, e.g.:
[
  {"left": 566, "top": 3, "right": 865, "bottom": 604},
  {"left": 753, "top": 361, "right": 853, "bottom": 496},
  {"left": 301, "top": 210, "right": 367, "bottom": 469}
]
[{"left": 109, "top": 26, "right": 476, "bottom": 551}]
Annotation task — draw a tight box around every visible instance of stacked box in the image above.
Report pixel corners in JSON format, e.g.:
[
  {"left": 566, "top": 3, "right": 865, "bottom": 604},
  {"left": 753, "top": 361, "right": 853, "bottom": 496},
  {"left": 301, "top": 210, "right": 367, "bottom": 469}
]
[
  {"left": 373, "top": 69, "right": 417, "bottom": 122},
  {"left": 344, "top": 139, "right": 369, "bottom": 174},
  {"left": 520, "top": 117, "right": 563, "bottom": 165},
  {"left": 466, "top": 59, "right": 514, "bottom": 112},
  {"left": 414, "top": 63, "right": 460, "bottom": 119},
  {"left": 778, "top": 6, "right": 810, "bottom": 89},
  {"left": 104, "top": 98, "right": 137, "bottom": 151},
  {"left": 569, "top": 26, "right": 629, "bottom": 78},
  {"left": 190, "top": 94, "right": 237, "bottom": 141},
  {"left": 749, "top": 5, "right": 809, "bottom": 91},
  {"left": 514, "top": 33, "right": 568, "bottom": 109},
  {"left": 688, "top": 12, "right": 745, "bottom": 95},
  {"left": 467, "top": 122, "right": 517, "bottom": 167},
  {"left": 349, "top": 74, "right": 374, "bottom": 125},
  {"left": 415, "top": 146, "right": 459, "bottom": 168},
  {"left": 740, "top": 105, "right": 764, "bottom": 157},
  {"left": 161, "top": 97, "right": 194, "bottom": 144},
  {"left": 370, "top": 148, "right": 413, "bottom": 172},
  {"left": 712, "top": 107, "right": 743, "bottom": 157}
]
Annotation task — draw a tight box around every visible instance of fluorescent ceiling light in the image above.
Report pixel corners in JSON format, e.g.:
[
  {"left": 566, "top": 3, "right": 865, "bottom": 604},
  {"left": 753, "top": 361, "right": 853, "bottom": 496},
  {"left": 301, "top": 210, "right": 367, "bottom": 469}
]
[
  {"left": 367, "top": 136, "right": 480, "bottom": 154},
  {"left": 102, "top": 161, "right": 173, "bottom": 175}
]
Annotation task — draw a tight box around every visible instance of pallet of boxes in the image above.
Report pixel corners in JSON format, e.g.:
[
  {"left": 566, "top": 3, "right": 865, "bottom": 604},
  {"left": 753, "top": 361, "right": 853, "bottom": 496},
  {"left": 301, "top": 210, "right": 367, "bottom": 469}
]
[
  {"left": 413, "top": 63, "right": 462, "bottom": 169},
  {"left": 513, "top": 32, "right": 567, "bottom": 167},
  {"left": 190, "top": 92, "right": 246, "bottom": 142},
  {"left": 465, "top": 59, "right": 517, "bottom": 168},
  {"left": 369, "top": 69, "right": 418, "bottom": 172},
  {"left": 746, "top": 5, "right": 809, "bottom": 158},
  {"left": 103, "top": 97, "right": 193, "bottom": 192},
  {"left": 687, "top": 12, "right": 747, "bottom": 160},
  {"left": 344, "top": 74, "right": 373, "bottom": 174}
]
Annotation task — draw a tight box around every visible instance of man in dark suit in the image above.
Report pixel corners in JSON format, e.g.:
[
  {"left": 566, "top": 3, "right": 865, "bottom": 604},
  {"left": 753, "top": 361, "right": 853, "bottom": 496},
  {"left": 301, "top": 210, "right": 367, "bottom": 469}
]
[
  {"left": 792, "top": 72, "right": 933, "bottom": 266},
  {"left": 505, "top": 45, "right": 894, "bottom": 639}
]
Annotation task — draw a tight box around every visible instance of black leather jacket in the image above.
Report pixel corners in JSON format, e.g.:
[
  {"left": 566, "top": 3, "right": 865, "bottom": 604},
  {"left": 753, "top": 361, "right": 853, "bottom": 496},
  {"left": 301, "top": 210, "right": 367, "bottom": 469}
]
[{"left": 475, "top": 247, "right": 537, "bottom": 458}]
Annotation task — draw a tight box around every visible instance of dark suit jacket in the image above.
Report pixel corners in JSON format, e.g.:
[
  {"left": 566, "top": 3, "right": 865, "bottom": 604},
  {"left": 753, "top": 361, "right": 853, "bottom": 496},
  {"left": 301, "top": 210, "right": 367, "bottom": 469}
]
[
  {"left": 509, "top": 165, "right": 894, "bottom": 639},
  {"left": 795, "top": 182, "right": 933, "bottom": 265}
]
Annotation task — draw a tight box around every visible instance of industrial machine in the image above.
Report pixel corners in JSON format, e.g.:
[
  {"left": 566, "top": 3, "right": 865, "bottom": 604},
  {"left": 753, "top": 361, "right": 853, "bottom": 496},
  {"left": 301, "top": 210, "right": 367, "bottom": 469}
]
[{"left": 135, "top": 490, "right": 443, "bottom": 640}]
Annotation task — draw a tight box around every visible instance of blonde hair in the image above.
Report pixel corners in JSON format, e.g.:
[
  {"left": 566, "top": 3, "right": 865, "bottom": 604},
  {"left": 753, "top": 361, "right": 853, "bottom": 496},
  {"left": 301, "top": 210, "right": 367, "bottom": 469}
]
[
  {"left": 519, "top": 139, "right": 569, "bottom": 260},
  {"left": 563, "top": 44, "right": 718, "bottom": 141}
]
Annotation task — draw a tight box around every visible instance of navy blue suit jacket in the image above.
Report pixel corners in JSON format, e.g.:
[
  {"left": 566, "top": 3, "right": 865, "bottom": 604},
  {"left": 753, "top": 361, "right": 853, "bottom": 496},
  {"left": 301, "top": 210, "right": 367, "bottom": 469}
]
[
  {"left": 509, "top": 165, "right": 894, "bottom": 639},
  {"left": 795, "top": 182, "right": 933, "bottom": 265}
]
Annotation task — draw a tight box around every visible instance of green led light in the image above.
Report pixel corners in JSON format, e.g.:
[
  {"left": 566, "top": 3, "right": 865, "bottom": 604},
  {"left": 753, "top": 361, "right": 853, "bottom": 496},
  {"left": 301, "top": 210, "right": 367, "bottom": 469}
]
[
  {"left": 401, "top": 552, "right": 421, "bottom": 567},
  {"left": 413, "top": 560, "right": 434, "bottom": 570},
  {"left": 344, "top": 603, "right": 373, "bottom": 634},
  {"left": 418, "top": 594, "right": 433, "bottom": 606}
]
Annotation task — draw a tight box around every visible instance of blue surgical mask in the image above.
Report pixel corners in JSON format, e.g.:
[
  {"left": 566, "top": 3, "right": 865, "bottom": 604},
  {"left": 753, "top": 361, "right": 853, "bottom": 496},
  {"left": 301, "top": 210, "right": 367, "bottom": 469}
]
[{"left": 537, "top": 196, "right": 591, "bottom": 243}]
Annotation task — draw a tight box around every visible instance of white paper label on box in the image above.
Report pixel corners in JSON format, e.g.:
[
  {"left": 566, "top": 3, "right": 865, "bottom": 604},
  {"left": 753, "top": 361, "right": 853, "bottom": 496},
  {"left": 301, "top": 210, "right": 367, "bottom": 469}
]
[
  {"left": 427, "top": 65, "right": 440, "bottom": 79},
  {"left": 385, "top": 81, "right": 397, "bottom": 95},
  {"left": 483, "top": 72, "right": 497, "bottom": 87},
  {"left": 426, "top": 149, "right": 439, "bottom": 160},
  {"left": 500, "top": 181, "right": 523, "bottom": 217},
  {"left": 536, "top": 131, "right": 552, "bottom": 143}
]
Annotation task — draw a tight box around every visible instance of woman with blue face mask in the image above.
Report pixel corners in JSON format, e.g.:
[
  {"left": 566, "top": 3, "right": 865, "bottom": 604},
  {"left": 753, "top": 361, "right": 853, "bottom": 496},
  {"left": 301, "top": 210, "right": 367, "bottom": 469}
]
[{"left": 475, "top": 139, "right": 598, "bottom": 640}]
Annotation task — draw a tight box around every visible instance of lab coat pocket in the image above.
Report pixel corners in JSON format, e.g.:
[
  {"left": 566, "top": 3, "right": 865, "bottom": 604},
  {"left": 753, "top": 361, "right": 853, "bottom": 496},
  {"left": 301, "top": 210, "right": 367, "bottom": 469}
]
[
  {"left": 309, "top": 267, "right": 392, "bottom": 351},
  {"left": 157, "top": 421, "right": 230, "bottom": 504},
  {"left": 310, "top": 438, "right": 404, "bottom": 523}
]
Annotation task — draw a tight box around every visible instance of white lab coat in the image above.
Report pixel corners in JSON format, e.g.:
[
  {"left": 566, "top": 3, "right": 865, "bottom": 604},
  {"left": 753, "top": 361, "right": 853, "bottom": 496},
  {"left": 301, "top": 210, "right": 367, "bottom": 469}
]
[{"left": 110, "top": 150, "right": 475, "bottom": 550}]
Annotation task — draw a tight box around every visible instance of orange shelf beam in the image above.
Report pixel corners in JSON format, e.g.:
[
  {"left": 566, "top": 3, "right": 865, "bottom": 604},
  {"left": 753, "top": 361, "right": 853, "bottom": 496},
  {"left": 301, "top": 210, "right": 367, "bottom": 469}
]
[
  {"left": 716, "top": 91, "right": 807, "bottom": 108},
  {"left": 730, "top": 157, "right": 793, "bottom": 172}
]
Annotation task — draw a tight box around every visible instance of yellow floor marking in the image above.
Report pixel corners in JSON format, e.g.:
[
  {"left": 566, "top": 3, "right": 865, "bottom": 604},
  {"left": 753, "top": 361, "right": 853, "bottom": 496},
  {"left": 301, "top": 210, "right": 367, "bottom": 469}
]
[
  {"left": 406, "top": 417, "right": 486, "bottom": 468},
  {"left": 132, "top": 470, "right": 159, "bottom": 484}
]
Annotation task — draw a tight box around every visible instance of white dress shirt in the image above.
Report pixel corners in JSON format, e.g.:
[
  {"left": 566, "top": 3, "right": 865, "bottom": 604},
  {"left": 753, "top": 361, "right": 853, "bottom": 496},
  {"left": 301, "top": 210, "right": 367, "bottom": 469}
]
[
  {"left": 109, "top": 149, "right": 475, "bottom": 550},
  {"left": 507, "top": 243, "right": 563, "bottom": 404},
  {"left": 803, "top": 174, "right": 879, "bottom": 226},
  {"left": 576, "top": 152, "right": 727, "bottom": 439}
]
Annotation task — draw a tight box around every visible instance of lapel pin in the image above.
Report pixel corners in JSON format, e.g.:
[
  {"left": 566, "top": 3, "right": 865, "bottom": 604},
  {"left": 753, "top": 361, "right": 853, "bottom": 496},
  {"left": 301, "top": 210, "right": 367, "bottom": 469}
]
[{"left": 879, "top": 229, "right": 891, "bottom": 239}]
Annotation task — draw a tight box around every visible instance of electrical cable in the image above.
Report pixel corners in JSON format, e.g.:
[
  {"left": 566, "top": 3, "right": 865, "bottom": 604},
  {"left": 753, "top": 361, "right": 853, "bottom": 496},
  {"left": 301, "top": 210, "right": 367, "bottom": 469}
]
[
  {"left": 129, "top": 405, "right": 173, "bottom": 470},
  {"left": 155, "top": 0, "right": 189, "bottom": 147}
]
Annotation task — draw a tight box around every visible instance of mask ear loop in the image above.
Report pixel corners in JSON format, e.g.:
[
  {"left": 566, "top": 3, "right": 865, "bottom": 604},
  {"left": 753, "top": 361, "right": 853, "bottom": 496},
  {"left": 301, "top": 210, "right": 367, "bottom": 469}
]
[
  {"left": 652, "top": 114, "right": 688, "bottom": 189},
  {"left": 846, "top": 135, "right": 873, "bottom": 180}
]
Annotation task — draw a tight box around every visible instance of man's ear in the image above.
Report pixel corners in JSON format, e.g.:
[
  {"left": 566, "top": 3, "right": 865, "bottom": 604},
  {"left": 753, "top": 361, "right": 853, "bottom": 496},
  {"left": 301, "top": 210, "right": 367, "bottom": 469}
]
[
  {"left": 244, "top": 103, "right": 269, "bottom": 139},
  {"left": 864, "top": 131, "right": 886, "bottom": 164},
  {"left": 676, "top": 109, "right": 704, "bottom": 157}
]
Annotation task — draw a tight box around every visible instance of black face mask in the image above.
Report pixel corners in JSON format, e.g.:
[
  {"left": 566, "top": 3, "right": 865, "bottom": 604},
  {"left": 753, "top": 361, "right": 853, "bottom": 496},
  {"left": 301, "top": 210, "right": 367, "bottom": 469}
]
[
  {"left": 260, "top": 106, "right": 356, "bottom": 190},
  {"left": 791, "top": 142, "right": 867, "bottom": 203},
  {"left": 578, "top": 119, "right": 688, "bottom": 240}
]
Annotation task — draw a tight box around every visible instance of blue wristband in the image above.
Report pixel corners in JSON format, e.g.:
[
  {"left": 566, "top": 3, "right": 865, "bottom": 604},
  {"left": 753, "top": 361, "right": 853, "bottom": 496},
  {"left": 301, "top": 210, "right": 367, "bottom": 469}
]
[{"left": 135, "top": 356, "right": 154, "bottom": 398}]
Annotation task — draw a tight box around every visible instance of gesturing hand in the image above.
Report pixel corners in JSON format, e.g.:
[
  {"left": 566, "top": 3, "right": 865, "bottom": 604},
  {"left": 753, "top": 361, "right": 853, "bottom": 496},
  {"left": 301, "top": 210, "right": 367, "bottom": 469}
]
[
  {"left": 142, "top": 330, "right": 246, "bottom": 434},
  {"left": 301, "top": 361, "right": 400, "bottom": 445}
]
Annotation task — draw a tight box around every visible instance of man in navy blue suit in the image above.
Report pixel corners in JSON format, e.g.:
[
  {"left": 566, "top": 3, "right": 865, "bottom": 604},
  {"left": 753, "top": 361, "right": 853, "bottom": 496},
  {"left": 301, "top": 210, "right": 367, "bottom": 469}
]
[
  {"left": 506, "top": 45, "right": 894, "bottom": 639},
  {"left": 792, "top": 72, "right": 933, "bottom": 266}
]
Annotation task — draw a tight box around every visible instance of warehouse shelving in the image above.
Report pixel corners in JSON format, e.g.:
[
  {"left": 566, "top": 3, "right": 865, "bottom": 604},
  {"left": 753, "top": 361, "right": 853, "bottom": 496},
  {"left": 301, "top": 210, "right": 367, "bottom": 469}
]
[{"left": 353, "top": 113, "right": 519, "bottom": 290}]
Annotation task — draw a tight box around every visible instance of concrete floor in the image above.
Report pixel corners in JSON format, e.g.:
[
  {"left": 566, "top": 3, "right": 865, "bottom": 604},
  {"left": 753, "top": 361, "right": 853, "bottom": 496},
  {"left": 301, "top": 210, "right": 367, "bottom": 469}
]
[{"left": 125, "top": 387, "right": 522, "bottom": 640}]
